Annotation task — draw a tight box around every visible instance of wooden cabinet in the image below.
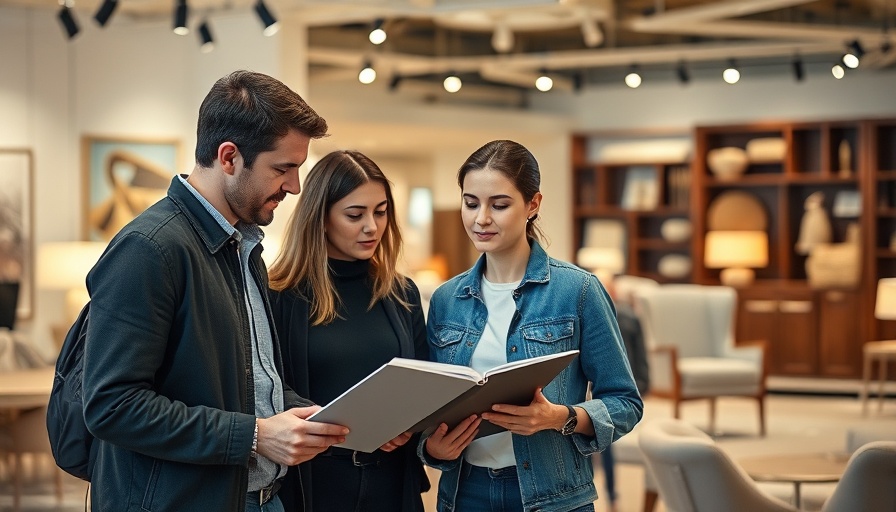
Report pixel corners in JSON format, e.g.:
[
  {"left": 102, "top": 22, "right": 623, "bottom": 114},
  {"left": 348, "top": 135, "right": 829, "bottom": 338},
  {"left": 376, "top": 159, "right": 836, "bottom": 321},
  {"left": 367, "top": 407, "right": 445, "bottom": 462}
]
[
  {"left": 573, "top": 118, "right": 896, "bottom": 379},
  {"left": 571, "top": 135, "right": 691, "bottom": 282}
]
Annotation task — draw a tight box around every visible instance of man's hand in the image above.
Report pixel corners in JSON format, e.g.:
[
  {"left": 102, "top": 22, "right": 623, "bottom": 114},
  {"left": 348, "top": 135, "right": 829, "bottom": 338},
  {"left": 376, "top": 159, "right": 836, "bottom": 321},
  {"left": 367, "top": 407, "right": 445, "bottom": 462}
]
[{"left": 255, "top": 406, "right": 348, "bottom": 466}]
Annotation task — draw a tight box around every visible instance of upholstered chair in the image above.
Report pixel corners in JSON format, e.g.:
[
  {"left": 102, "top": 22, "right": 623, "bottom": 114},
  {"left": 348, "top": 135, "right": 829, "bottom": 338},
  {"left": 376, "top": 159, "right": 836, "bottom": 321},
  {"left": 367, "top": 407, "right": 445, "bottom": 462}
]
[
  {"left": 638, "top": 418, "right": 797, "bottom": 512},
  {"left": 637, "top": 284, "right": 767, "bottom": 436},
  {"left": 821, "top": 441, "right": 896, "bottom": 512}
]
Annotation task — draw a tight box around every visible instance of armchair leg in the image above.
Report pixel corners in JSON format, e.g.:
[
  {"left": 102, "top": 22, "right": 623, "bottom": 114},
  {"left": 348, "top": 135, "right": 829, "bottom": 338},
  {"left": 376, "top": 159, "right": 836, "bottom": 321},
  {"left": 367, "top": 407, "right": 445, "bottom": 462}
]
[
  {"left": 708, "top": 398, "right": 716, "bottom": 435},
  {"left": 757, "top": 396, "right": 766, "bottom": 437},
  {"left": 643, "top": 490, "right": 659, "bottom": 512},
  {"left": 673, "top": 399, "right": 681, "bottom": 419}
]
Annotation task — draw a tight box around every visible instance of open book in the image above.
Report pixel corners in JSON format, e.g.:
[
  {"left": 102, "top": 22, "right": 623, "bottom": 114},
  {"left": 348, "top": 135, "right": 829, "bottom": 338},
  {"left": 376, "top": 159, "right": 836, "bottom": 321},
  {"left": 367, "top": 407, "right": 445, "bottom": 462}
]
[{"left": 307, "top": 350, "right": 579, "bottom": 453}]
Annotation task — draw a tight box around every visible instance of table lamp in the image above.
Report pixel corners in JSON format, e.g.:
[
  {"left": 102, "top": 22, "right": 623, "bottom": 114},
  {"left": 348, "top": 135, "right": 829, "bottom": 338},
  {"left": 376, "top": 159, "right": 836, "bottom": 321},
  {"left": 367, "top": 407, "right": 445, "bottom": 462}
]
[
  {"left": 875, "top": 278, "right": 896, "bottom": 320},
  {"left": 37, "top": 241, "right": 106, "bottom": 326},
  {"left": 704, "top": 230, "right": 768, "bottom": 287},
  {"left": 576, "top": 246, "right": 625, "bottom": 276}
]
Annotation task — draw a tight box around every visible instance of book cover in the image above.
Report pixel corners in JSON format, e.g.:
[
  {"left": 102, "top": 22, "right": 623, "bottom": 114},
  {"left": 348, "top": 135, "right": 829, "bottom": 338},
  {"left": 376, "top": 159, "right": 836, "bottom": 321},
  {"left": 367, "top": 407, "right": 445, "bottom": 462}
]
[{"left": 307, "top": 350, "right": 580, "bottom": 453}]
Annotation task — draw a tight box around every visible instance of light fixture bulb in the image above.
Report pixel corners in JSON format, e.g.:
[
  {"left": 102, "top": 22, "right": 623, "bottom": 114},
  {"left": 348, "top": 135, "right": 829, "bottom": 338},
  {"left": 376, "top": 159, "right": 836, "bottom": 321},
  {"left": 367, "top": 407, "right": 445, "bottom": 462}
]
[
  {"left": 173, "top": 0, "right": 189, "bottom": 35},
  {"left": 198, "top": 20, "right": 214, "bottom": 53},
  {"left": 443, "top": 75, "right": 462, "bottom": 93},
  {"left": 254, "top": 0, "right": 279, "bottom": 36},
  {"left": 624, "top": 71, "right": 641, "bottom": 89},
  {"left": 535, "top": 75, "right": 553, "bottom": 92},
  {"left": 358, "top": 64, "right": 376, "bottom": 85},
  {"left": 723, "top": 67, "right": 740, "bottom": 84},
  {"left": 842, "top": 53, "right": 859, "bottom": 69},
  {"left": 369, "top": 19, "right": 386, "bottom": 45},
  {"left": 491, "top": 23, "right": 513, "bottom": 53},
  {"left": 832, "top": 63, "right": 845, "bottom": 79}
]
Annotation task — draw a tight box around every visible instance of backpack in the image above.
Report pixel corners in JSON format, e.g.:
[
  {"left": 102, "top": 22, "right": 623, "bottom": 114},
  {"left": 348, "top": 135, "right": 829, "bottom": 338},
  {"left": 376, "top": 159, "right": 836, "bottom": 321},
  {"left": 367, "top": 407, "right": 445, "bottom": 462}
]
[{"left": 46, "top": 302, "right": 93, "bottom": 481}]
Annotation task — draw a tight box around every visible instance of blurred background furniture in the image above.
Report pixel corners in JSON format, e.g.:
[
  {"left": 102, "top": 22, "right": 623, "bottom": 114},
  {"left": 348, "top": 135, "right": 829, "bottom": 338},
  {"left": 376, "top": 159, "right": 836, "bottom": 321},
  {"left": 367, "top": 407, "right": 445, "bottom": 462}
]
[
  {"left": 861, "top": 278, "right": 896, "bottom": 416},
  {"left": 638, "top": 418, "right": 797, "bottom": 512},
  {"left": 820, "top": 441, "right": 896, "bottom": 512},
  {"left": 637, "top": 284, "right": 767, "bottom": 436},
  {"left": 0, "top": 406, "right": 63, "bottom": 511},
  {"left": 739, "top": 451, "right": 850, "bottom": 509}
]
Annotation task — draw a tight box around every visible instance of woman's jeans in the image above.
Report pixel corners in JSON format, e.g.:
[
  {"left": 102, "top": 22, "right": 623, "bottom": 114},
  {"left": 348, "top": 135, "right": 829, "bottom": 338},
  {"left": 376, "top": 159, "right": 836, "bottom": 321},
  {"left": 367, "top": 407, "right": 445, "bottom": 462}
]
[{"left": 455, "top": 462, "right": 595, "bottom": 512}]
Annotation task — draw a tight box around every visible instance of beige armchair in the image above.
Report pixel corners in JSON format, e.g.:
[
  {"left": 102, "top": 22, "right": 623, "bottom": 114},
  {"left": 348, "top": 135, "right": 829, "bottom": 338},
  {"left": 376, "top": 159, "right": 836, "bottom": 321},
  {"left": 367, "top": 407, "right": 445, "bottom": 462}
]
[
  {"left": 639, "top": 418, "right": 797, "bottom": 512},
  {"left": 637, "top": 284, "right": 767, "bottom": 436},
  {"left": 821, "top": 441, "right": 896, "bottom": 512}
]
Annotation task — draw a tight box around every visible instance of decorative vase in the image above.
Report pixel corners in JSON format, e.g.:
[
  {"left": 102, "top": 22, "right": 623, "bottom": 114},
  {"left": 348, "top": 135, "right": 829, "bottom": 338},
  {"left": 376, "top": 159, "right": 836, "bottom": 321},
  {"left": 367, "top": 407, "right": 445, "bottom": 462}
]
[
  {"left": 707, "top": 147, "right": 749, "bottom": 181},
  {"left": 660, "top": 218, "right": 692, "bottom": 242},
  {"left": 795, "top": 191, "right": 832, "bottom": 255},
  {"left": 657, "top": 254, "right": 692, "bottom": 279},
  {"left": 838, "top": 140, "right": 852, "bottom": 178}
]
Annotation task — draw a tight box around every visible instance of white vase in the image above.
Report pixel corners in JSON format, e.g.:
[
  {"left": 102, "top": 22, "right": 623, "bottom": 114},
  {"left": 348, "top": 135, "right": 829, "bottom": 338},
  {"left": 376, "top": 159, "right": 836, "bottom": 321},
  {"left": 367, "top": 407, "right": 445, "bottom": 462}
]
[{"left": 707, "top": 147, "right": 749, "bottom": 180}]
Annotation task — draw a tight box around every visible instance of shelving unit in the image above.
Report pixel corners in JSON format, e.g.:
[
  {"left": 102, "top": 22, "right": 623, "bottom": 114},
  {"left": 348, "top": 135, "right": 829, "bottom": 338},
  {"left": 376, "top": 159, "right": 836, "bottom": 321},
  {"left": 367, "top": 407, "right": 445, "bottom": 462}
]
[
  {"left": 571, "top": 135, "right": 691, "bottom": 282},
  {"left": 573, "top": 118, "right": 896, "bottom": 378}
]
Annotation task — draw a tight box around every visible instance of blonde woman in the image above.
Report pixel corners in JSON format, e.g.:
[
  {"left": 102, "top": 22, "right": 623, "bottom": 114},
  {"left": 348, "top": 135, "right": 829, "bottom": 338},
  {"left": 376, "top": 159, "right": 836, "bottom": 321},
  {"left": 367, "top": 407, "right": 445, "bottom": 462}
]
[{"left": 269, "top": 150, "right": 429, "bottom": 512}]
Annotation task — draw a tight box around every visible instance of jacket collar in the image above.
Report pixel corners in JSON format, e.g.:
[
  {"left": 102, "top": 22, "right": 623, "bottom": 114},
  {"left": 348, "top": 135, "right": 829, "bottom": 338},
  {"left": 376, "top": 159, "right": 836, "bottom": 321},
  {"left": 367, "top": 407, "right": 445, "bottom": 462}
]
[
  {"left": 166, "top": 175, "right": 235, "bottom": 254},
  {"left": 453, "top": 240, "right": 551, "bottom": 299}
]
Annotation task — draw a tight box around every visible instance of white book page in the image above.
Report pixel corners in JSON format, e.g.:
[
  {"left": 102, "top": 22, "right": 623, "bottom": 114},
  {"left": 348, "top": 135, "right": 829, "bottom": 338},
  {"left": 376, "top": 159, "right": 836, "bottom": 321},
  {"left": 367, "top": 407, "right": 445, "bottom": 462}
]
[
  {"left": 388, "top": 358, "right": 484, "bottom": 382},
  {"left": 483, "top": 350, "right": 580, "bottom": 379}
]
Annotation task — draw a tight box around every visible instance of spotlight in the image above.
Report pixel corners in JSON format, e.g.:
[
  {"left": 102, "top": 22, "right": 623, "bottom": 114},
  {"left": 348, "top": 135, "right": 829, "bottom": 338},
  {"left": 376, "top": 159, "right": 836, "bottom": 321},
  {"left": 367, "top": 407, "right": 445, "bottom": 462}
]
[
  {"left": 832, "top": 63, "right": 845, "bottom": 79},
  {"left": 198, "top": 20, "right": 214, "bottom": 53},
  {"left": 624, "top": 65, "right": 641, "bottom": 89},
  {"left": 173, "top": 0, "right": 189, "bottom": 35},
  {"left": 676, "top": 60, "right": 690, "bottom": 84},
  {"left": 535, "top": 70, "right": 553, "bottom": 92},
  {"left": 388, "top": 74, "right": 402, "bottom": 92},
  {"left": 443, "top": 73, "right": 462, "bottom": 93},
  {"left": 491, "top": 23, "right": 513, "bottom": 53},
  {"left": 57, "top": 4, "right": 80, "bottom": 40},
  {"left": 572, "top": 71, "right": 585, "bottom": 93},
  {"left": 358, "top": 61, "right": 376, "bottom": 84},
  {"left": 842, "top": 53, "right": 859, "bottom": 69},
  {"left": 848, "top": 39, "right": 866, "bottom": 59},
  {"left": 254, "top": 0, "right": 279, "bottom": 36},
  {"left": 369, "top": 19, "right": 386, "bottom": 45},
  {"left": 792, "top": 56, "right": 805, "bottom": 82},
  {"left": 580, "top": 18, "right": 603, "bottom": 48},
  {"left": 723, "top": 59, "right": 740, "bottom": 84},
  {"left": 93, "top": 0, "right": 117, "bottom": 27}
]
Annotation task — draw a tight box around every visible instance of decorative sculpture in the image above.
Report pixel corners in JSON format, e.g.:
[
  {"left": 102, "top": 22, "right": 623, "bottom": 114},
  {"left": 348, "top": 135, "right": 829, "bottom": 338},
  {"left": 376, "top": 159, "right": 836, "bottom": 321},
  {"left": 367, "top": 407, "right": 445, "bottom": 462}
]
[{"left": 795, "top": 191, "right": 832, "bottom": 255}]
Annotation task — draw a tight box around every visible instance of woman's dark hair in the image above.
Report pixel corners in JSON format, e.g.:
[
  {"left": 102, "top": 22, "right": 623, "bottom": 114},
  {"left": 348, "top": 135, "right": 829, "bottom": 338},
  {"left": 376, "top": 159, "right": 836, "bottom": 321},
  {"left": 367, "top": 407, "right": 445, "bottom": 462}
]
[
  {"left": 195, "top": 70, "right": 328, "bottom": 169},
  {"left": 458, "top": 139, "right": 544, "bottom": 243}
]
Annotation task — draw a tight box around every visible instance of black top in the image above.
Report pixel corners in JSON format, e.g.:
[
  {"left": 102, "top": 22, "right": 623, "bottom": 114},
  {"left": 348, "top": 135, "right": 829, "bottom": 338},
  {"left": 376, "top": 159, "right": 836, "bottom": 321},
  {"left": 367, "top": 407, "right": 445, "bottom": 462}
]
[{"left": 307, "top": 258, "right": 401, "bottom": 405}]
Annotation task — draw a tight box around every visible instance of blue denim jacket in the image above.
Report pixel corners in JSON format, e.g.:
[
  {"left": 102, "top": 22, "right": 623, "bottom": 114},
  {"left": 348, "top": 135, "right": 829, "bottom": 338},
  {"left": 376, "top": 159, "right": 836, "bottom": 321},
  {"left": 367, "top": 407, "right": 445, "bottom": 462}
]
[{"left": 418, "top": 242, "right": 643, "bottom": 512}]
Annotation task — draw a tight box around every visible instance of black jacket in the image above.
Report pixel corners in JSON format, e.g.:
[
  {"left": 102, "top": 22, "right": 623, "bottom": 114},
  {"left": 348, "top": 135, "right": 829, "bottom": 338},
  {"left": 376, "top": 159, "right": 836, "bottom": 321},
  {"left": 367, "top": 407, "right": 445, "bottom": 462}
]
[
  {"left": 270, "top": 281, "right": 430, "bottom": 512},
  {"left": 83, "top": 177, "right": 307, "bottom": 511}
]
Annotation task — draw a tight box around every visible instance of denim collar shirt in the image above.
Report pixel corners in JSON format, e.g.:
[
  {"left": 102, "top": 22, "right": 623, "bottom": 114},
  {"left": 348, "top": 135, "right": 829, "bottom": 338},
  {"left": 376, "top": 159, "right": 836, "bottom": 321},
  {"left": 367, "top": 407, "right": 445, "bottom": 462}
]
[{"left": 419, "top": 241, "right": 643, "bottom": 512}]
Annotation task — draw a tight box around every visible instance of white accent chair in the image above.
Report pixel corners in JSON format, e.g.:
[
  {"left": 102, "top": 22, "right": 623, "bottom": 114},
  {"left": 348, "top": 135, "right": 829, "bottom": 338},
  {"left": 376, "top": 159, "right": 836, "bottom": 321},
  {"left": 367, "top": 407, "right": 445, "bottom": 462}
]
[
  {"left": 821, "top": 441, "right": 896, "bottom": 512},
  {"left": 637, "top": 285, "right": 767, "bottom": 436},
  {"left": 639, "top": 418, "right": 797, "bottom": 512}
]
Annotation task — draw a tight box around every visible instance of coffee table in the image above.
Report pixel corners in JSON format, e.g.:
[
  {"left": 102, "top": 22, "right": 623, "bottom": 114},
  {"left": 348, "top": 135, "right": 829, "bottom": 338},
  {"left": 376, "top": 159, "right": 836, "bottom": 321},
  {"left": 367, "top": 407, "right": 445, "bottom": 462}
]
[{"left": 739, "top": 452, "right": 850, "bottom": 508}]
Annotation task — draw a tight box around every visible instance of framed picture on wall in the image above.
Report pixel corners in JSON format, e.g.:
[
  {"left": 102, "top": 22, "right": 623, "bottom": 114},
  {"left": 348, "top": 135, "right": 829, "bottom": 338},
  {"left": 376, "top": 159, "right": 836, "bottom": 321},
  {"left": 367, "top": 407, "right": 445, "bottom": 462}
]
[
  {"left": 0, "top": 148, "right": 34, "bottom": 322},
  {"left": 82, "top": 135, "right": 182, "bottom": 241}
]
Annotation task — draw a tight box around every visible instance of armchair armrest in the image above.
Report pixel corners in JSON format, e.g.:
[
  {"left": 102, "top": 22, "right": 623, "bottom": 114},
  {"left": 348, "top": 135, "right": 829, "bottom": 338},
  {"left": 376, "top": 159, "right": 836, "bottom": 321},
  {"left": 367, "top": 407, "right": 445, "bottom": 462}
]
[
  {"left": 726, "top": 339, "right": 769, "bottom": 392},
  {"left": 647, "top": 345, "right": 679, "bottom": 398}
]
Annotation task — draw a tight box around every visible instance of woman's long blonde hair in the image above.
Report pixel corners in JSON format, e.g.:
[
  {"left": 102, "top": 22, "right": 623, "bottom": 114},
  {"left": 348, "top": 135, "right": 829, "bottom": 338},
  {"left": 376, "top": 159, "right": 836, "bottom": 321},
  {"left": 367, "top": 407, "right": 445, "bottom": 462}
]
[{"left": 269, "top": 150, "right": 408, "bottom": 325}]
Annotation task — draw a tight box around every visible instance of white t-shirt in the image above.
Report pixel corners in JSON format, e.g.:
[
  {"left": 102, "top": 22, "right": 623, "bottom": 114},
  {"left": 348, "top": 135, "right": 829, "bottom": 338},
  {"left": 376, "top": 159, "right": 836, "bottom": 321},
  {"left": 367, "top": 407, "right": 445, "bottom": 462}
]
[{"left": 464, "top": 276, "right": 520, "bottom": 469}]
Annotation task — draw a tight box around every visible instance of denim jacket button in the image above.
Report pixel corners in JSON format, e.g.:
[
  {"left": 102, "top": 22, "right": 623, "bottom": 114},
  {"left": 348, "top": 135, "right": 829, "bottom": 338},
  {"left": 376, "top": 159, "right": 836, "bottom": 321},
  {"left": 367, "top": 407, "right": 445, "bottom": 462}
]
[
  {"left": 522, "top": 461, "right": 530, "bottom": 469},
  {"left": 466, "top": 341, "right": 474, "bottom": 347},
  {"left": 510, "top": 346, "right": 517, "bottom": 353}
]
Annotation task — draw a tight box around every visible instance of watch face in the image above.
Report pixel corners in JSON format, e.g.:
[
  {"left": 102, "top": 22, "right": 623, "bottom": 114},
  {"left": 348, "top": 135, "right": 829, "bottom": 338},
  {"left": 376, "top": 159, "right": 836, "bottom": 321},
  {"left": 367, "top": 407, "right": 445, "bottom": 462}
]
[{"left": 561, "top": 414, "right": 577, "bottom": 435}]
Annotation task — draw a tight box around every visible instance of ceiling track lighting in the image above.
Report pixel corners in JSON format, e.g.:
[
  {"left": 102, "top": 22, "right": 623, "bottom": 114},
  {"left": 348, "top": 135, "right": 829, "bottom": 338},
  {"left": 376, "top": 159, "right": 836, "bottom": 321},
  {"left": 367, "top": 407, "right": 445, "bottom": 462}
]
[
  {"left": 832, "top": 62, "right": 846, "bottom": 79},
  {"left": 443, "top": 72, "right": 462, "bottom": 93},
  {"left": 624, "top": 65, "right": 642, "bottom": 89},
  {"left": 358, "top": 60, "right": 376, "bottom": 85},
  {"left": 198, "top": 20, "right": 214, "bottom": 53},
  {"left": 388, "top": 74, "right": 402, "bottom": 92},
  {"left": 723, "top": 59, "right": 740, "bottom": 84},
  {"left": 491, "top": 23, "right": 513, "bottom": 53},
  {"left": 535, "top": 69, "right": 553, "bottom": 92},
  {"left": 57, "top": 3, "right": 80, "bottom": 40},
  {"left": 792, "top": 56, "right": 805, "bottom": 82},
  {"left": 93, "top": 0, "right": 117, "bottom": 27},
  {"left": 676, "top": 60, "right": 690, "bottom": 85},
  {"left": 254, "top": 0, "right": 279, "bottom": 37},
  {"left": 572, "top": 71, "right": 585, "bottom": 93},
  {"left": 173, "top": 0, "right": 189, "bottom": 35},
  {"left": 369, "top": 18, "right": 387, "bottom": 45}
]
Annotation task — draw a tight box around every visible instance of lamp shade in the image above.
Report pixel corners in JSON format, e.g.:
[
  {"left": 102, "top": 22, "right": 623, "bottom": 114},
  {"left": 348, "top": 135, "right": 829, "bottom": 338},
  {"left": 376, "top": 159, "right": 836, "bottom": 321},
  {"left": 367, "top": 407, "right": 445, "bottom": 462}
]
[
  {"left": 37, "top": 242, "right": 106, "bottom": 290},
  {"left": 577, "top": 247, "right": 625, "bottom": 275},
  {"left": 704, "top": 230, "right": 769, "bottom": 269},
  {"left": 875, "top": 278, "right": 896, "bottom": 320}
]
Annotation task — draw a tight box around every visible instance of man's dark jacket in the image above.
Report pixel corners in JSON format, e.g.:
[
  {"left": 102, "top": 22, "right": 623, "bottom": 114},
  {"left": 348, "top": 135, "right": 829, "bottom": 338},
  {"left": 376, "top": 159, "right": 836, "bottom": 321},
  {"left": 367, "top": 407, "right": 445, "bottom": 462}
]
[{"left": 82, "top": 177, "right": 308, "bottom": 512}]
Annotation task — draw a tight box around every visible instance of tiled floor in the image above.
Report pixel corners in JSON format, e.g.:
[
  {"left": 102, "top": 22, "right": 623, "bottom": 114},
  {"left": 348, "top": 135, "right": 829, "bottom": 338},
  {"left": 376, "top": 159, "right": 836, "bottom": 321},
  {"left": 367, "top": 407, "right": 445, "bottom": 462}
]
[{"left": 3, "top": 390, "right": 895, "bottom": 512}]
